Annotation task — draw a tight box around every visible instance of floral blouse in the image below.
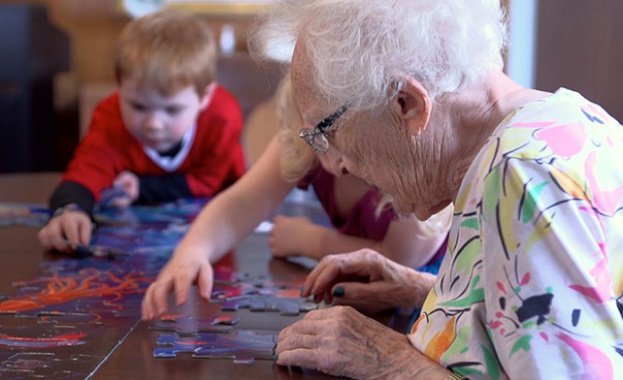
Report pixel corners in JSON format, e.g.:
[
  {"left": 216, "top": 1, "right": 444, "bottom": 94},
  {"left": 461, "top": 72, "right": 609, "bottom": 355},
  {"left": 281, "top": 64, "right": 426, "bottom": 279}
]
[{"left": 408, "top": 88, "right": 623, "bottom": 379}]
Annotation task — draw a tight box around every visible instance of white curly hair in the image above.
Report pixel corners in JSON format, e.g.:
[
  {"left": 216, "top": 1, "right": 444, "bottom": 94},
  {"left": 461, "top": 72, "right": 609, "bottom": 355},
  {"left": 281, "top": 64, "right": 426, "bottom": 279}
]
[{"left": 250, "top": 0, "right": 508, "bottom": 109}]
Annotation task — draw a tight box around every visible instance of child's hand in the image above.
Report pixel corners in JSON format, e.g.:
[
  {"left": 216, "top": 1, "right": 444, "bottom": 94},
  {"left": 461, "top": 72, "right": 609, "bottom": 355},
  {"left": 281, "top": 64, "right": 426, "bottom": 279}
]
[
  {"left": 110, "top": 171, "right": 139, "bottom": 208},
  {"left": 37, "top": 206, "right": 93, "bottom": 252},
  {"left": 141, "top": 246, "right": 214, "bottom": 320},
  {"left": 269, "top": 215, "right": 315, "bottom": 258}
]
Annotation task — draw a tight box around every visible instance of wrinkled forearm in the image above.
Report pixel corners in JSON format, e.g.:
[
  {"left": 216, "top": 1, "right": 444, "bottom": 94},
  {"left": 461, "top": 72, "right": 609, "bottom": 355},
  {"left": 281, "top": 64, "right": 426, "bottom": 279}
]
[
  {"left": 369, "top": 327, "right": 455, "bottom": 380},
  {"left": 392, "top": 265, "right": 437, "bottom": 309},
  {"left": 385, "top": 343, "right": 457, "bottom": 380}
]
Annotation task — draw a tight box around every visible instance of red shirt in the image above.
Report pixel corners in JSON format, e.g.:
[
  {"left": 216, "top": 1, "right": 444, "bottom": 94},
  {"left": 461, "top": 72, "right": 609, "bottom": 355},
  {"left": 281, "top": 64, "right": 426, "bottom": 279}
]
[{"left": 60, "top": 85, "right": 245, "bottom": 204}]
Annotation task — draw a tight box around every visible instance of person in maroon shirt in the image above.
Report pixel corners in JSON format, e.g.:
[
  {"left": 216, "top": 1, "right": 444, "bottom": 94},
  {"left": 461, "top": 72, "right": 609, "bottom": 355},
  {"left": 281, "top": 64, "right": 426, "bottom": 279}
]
[{"left": 38, "top": 9, "right": 245, "bottom": 252}]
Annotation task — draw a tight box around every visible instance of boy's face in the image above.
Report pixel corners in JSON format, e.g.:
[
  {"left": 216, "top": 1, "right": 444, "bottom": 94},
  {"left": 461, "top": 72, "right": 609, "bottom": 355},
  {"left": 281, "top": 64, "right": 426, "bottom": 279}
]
[{"left": 118, "top": 77, "right": 207, "bottom": 152}]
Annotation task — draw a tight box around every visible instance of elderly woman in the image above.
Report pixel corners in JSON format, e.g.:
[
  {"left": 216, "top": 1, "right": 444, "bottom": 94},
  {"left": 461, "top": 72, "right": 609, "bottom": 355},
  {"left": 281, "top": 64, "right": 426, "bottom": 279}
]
[{"left": 250, "top": 0, "right": 623, "bottom": 379}]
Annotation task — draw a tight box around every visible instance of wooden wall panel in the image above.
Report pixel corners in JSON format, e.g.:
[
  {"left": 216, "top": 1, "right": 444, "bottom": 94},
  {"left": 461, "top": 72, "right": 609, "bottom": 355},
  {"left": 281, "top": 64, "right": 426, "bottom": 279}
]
[{"left": 536, "top": 0, "right": 623, "bottom": 121}]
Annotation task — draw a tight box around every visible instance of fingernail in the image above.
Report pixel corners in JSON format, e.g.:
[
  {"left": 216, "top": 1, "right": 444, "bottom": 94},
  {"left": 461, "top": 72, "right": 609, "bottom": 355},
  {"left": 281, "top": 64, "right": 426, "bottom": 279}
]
[
  {"left": 332, "top": 287, "right": 345, "bottom": 297},
  {"left": 272, "top": 345, "right": 278, "bottom": 362}
]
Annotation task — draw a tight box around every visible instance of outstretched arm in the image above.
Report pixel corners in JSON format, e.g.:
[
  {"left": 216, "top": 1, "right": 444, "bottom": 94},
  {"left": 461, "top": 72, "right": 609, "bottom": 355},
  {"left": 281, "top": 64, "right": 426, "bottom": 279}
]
[{"left": 142, "top": 137, "right": 294, "bottom": 319}]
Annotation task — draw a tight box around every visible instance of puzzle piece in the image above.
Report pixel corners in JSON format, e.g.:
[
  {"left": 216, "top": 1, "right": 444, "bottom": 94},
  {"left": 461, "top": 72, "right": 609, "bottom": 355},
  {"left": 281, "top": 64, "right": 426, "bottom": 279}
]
[
  {"left": 148, "top": 314, "right": 238, "bottom": 335},
  {"left": 0, "top": 352, "right": 100, "bottom": 379},
  {"left": 153, "top": 330, "right": 277, "bottom": 364},
  {"left": 220, "top": 294, "right": 317, "bottom": 316}
]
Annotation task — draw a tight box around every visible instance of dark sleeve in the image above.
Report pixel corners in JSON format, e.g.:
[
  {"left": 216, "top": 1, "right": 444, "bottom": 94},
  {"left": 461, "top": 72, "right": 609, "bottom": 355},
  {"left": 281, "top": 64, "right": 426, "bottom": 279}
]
[
  {"left": 49, "top": 181, "right": 96, "bottom": 216},
  {"left": 136, "top": 173, "right": 192, "bottom": 204}
]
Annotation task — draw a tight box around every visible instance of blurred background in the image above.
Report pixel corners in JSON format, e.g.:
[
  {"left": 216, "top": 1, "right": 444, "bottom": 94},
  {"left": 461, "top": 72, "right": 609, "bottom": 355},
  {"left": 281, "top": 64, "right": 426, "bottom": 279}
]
[{"left": 0, "top": 0, "right": 621, "bottom": 174}]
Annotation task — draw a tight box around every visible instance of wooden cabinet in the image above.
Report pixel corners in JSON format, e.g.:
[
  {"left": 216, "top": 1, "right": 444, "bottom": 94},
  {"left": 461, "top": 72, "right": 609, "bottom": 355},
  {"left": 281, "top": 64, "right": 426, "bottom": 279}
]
[{"left": 0, "top": 4, "right": 70, "bottom": 172}]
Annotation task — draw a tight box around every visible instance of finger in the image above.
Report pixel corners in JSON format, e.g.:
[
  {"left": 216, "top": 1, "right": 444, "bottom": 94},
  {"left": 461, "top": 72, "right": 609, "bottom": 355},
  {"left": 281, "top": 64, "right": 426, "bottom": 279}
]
[
  {"left": 37, "top": 227, "right": 53, "bottom": 249},
  {"left": 141, "top": 285, "right": 157, "bottom": 320},
  {"left": 302, "top": 256, "right": 331, "bottom": 297},
  {"left": 304, "top": 256, "right": 343, "bottom": 298},
  {"left": 173, "top": 269, "right": 194, "bottom": 306},
  {"left": 276, "top": 347, "right": 322, "bottom": 369},
  {"left": 195, "top": 263, "right": 214, "bottom": 302},
  {"left": 143, "top": 283, "right": 165, "bottom": 321},
  {"left": 151, "top": 275, "right": 174, "bottom": 316},
  {"left": 60, "top": 216, "right": 82, "bottom": 245},
  {"left": 77, "top": 218, "right": 93, "bottom": 246},
  {"left": 47, "top": 222, "right": 72, "bottom": 252}
]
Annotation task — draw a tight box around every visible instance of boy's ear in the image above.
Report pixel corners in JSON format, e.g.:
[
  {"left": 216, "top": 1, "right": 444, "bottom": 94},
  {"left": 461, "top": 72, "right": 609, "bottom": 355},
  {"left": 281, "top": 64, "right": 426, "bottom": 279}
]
[
  {"left": 390, "top": 77, "right": 431, "bottom": 136},
  {"left": 199, "top": 82, "right": 217, "bottom": 109}
]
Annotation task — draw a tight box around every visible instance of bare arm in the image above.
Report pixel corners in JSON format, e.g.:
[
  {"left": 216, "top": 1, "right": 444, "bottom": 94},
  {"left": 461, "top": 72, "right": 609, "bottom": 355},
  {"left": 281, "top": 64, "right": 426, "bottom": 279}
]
[
  {"left": 180, "top": 136, "right": 293, "bottom": 263},
  {"left": 142, "top": 136, "right": 294, "bottom": 319},
  {"left": 270, "top": 203, "right": 450, "bottom": 270}
]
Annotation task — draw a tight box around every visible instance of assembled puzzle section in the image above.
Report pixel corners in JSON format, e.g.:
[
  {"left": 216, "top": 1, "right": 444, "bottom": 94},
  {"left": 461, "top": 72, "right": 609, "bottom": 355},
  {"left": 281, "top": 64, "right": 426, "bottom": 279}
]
[
  {"left": 210, "top": 269, "right": 318, "bottom": 316},
  {"left": 0, "top": 352, "right": 101, "bottom": 379},
  {"left": 153, "top": 329, "right": 278, "bottom": 365}
]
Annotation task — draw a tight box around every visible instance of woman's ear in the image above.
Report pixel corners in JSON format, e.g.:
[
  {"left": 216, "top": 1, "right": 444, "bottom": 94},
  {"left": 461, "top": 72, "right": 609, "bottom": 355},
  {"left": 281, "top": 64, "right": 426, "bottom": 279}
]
[
  {"left": 390, "top": 77, "right": 431, "bottom": 136},
  {"left": 199, "top": 82, "right": 217, "bottom": 109}
]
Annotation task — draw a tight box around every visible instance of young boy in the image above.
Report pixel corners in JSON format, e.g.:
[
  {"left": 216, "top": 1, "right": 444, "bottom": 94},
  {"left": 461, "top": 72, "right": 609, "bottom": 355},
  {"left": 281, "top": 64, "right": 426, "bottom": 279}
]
[{"left": 38, "top": 9, "right": 246, "bottom": 252}]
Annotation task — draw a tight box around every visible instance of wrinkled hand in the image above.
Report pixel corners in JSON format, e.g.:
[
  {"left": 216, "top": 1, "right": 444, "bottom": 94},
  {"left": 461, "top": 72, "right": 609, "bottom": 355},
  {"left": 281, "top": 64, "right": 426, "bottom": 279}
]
[
  {"left": 141, "top": 246, "right": 214, "bottom": 320},
  {"left": 109, "top": 171, "right": 139, "bottom": 208},
  {"left": 269, "top": 215, "right": 315, "bottom": 258},
  {"left": 37, "top": 210, "right": 92, "bottom": 252},
  {"left": 276, "top": 306, "right": 416, "bottom": 379},
  {"left": 303, "top": 249, "right": 435, "bottom": 312}
]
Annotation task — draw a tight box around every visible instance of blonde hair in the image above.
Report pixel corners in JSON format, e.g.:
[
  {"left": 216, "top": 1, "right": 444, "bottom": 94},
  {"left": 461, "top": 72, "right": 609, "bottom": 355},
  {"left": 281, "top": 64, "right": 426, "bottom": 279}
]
[
  {"left": 115, "top": 9, "right": 217, "bottom": 96},
  {"left": 275, "top": 75, "right": 317, "bottom": 183}
]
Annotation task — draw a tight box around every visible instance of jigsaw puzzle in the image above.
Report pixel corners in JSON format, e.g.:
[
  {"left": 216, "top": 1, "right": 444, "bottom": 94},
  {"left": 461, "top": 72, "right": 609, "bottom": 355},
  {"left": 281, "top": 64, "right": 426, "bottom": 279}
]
[
  {"left": 153, "top": 329, "right": 278, "bottom": 364},
  {"left": 220, "top": 294, "right": 317, "bottom": 316},
  {"left": 209, "top": 272, "right": 318, "bottom": 316},
  {"left": 0, "top": 331, "right": 87, "bottom": 349},
  {"left": 148, "top": 314, "right": 239, "bottom": 335},
  {"left": 0, "top": 352, "right": 100, "bottom": 380},
  {"left": 0, "top": 196, "right": 323, "bottom": 375}
]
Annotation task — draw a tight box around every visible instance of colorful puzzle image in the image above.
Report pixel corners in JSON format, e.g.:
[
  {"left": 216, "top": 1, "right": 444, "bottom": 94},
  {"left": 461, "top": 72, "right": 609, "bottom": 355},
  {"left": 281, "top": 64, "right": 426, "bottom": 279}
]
[
  {"left": 0, "top": 199, "right": 213, "bottom": 379},
  {"left": 153, "top": 329, "right": 277, "bottom": 364},
  {"left": 0, "top": 352, "right": 100, "bottom": 379},
  {"left": 0, "top": 196, "right": 323, "bottom": 375},
  {"left": 0, "top": 331, "right": 87, "bottom": 349},
  {"left": 0, "top": 261, "right": 155, "bottom": 317}
]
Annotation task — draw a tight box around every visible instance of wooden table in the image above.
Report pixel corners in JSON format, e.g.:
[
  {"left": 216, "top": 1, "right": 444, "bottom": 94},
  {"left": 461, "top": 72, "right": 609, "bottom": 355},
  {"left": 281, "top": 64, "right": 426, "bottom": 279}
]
[{"left": 0, "top": 173, "right": 409, "bottom": 380}]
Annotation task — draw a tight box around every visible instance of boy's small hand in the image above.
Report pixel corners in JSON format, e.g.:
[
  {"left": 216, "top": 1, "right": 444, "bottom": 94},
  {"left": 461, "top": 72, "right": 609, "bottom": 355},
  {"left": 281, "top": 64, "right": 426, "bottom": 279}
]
[
  {"left": 110, "top": 171, "right": 139, "bottom": 208},
  {"left": 37, "top": 208, "right": 93, "bottom": 252}
]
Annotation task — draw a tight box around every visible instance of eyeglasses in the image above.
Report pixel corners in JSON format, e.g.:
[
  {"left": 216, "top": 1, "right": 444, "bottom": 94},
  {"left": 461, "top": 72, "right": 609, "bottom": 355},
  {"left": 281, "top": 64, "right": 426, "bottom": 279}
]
[{"left": 299, "top": 105, "right": 348, "bottom": 154}]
